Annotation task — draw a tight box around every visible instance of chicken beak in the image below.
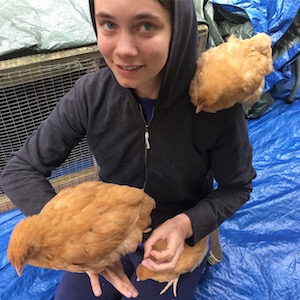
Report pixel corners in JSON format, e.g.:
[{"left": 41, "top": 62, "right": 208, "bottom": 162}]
[
  {"left": 195, "top": 106, "right": 202, "bottom": 114},
  {"left": 195, "top": 102, "right": 204, "bottom": 114},
  {"left": 16, "top": 267, "right": 23, "bottom": 277}
]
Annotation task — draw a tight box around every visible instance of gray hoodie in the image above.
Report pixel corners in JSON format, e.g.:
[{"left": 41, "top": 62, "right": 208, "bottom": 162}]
[{"left": 0, "top": 0, "right": 255, "bottom": 245}]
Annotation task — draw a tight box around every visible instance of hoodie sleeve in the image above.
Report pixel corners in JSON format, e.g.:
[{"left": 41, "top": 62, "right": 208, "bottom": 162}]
[
  {"left": 185, "top": 104, "right": 256, "bottom": 245},
  {"left": 0, "top": 75, "right": 89, "bottom": 216}
]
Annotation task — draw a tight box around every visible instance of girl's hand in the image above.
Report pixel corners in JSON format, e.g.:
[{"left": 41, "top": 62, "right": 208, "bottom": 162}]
[
  {"left": 86, "top": 260, "right": 139, "bottom": 298},
  {"left": 142, "top": 213, "right": 193, "bottom": 272}
]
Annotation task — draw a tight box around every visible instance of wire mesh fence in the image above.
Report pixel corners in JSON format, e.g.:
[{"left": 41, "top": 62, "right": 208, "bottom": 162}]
[{"left": 0, "top": 47, "right": 105, "bottom": 211}]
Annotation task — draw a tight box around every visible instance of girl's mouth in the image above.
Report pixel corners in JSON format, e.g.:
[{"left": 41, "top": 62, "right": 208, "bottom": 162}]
[{"left": 118, "top": 65, "right": 142, "bottom": 71}]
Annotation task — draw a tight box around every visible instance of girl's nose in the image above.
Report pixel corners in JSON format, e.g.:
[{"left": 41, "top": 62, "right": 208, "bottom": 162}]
[{"left": 115, "top": 32, "right": 139, "bottom": 58}]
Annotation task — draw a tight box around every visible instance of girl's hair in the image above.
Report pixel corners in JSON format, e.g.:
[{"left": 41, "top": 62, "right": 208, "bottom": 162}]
[
  {"left": 157, "top": 0, "right": 172, "bottom": 15},
  {"left": 157, "top": 0, "right": 173, "bottom": 29}
]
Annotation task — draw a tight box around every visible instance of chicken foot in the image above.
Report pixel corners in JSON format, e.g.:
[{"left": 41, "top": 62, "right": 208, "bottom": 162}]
[{"left": 159, "top": 277, "right": 179, "bottom": 297}]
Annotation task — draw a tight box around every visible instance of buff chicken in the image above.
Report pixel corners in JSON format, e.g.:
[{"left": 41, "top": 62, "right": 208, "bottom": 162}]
[
  {"left": 136, "top": 235, "right": 209, "bottom": 297},
  {"left": 189, "top": 33, "right": 273, "bottom": 113},
  {"left": 7, "top": 181, "right": 155, "bottom": 278}
]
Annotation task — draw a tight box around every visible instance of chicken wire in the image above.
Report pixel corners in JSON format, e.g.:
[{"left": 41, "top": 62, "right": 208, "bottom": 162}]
[{"left": 0, "top": 48, "right": 105, "bottom": 211}]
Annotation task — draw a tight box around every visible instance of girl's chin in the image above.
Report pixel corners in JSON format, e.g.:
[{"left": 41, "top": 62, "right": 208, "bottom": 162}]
[
  {"left": 119, "top": 82, "right": 136, "bottom": 89},
  {"left": 117, "top": 79, "right": 139, "bottom": 89}
]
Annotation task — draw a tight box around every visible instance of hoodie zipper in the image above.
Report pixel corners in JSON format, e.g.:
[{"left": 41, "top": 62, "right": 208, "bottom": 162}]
[
  {"left": 138, "top": 104, "right": 155, "bottom": 189},
  {"left": 143, "top": 124, "right": 151, "bottom": 189},
  {"left": 145, "top": 125, "right": 151, "bottom": 150}
]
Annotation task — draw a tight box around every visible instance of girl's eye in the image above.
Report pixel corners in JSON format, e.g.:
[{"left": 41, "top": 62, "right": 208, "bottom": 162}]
[
  {"left": 103, "top": 22, "right": 116, "bottom": 31},
  {"left": 141, "top": 23, "right": 154, "bottom": 32}
]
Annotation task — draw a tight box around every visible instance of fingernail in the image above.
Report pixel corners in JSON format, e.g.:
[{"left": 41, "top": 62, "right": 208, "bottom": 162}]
[
  {"left": 125, "top": 291, "right": 132, "bottom": 298},
  {"left": 132, "top": 290, "right": 139, "bottom": 298},
  {"left": 144, "top": 260, "right": 153, "bottom": 268},
  {"left": 142, "top": 260, "right": 151, "bottom": 267},
  {"left": 94, "top": 288, "right": 101, "bottom": 297}
]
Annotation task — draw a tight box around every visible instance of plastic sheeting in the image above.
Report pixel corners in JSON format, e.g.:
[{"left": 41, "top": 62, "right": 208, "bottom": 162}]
[
  {"left": 1, "top": 98, "right": 299, "bottom": 299},
  {"left": 195, "top": 99, "right": 300, "bottom": 299},
  {"left": 208, "top": 0, "right": 300, "bottom": 94},
  {"left": 0, "top": 210, "right": 63, "bottom": 300},
  {"left": 0, "top": 0, "right": 96, "bottom": 59}
]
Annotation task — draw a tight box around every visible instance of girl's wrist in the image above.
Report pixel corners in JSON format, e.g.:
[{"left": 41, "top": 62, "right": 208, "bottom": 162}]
[{"left": 172, "top": 213, "right": 193, "bottom": 239}]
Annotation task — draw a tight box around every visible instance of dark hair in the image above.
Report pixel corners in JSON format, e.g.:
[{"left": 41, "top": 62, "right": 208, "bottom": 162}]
[{"left": 157, "top": 0, "right": 172, "bottom": 16}]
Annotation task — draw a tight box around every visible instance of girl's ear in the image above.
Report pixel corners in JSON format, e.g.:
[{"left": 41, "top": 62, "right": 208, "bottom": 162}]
[{"left": 88, "top": 0, "right": 97, "bottom": 37}]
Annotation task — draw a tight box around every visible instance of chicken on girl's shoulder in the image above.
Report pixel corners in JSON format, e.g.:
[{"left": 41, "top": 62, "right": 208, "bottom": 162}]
[{"left": 190, "top": 33, "right": 273, "bottom": 113}]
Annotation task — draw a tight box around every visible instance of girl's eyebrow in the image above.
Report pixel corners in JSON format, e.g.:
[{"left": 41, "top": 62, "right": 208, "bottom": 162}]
[
  {"left": 95, "top": 12, "right": 160, "bottom": 21},
  {"left": 133, "top": 13, "right": 160, "bottom": 20},
  {"left": 95, "top": 12, "right": 114, "bottom": 19}
]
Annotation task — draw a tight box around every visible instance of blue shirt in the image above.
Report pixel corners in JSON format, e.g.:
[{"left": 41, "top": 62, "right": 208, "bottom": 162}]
[{"left": 138, "top": 98, "right": 157, "bottom": 124}]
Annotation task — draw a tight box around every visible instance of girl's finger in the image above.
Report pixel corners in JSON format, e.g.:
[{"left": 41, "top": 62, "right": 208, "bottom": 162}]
[
  {"left": 142, "top": 246, "right": 182, "bottom": 272},
  {"left": 86, "top": 272, "right": 102, "bottom": 297},
  {"left": 101, "top": 261, "right": 139, "bottom": 298}
]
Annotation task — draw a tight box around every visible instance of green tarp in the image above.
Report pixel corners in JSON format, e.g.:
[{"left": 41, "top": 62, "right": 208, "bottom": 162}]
[{"left": 0, "top": 0, "right": 96, "bottom": 59}]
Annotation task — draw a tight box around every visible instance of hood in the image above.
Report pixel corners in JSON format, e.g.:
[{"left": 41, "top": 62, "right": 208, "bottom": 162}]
[
  {"left": 158, "top": 0, "right": 198, "bottom": 107},
  {"left": 88, "top": 0, "right": 198, "bottom": 107}
]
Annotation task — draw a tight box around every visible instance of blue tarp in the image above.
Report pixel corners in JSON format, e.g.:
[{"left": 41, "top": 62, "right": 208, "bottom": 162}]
[
  {"left": 210, "top": 0, "right": 300, "bottom": 94},
  {"left": 1, "top": 98, "right": 300, "bottom": 299},
  {"left": 195, "top": 99, "right": 300, "bottom": 299}
]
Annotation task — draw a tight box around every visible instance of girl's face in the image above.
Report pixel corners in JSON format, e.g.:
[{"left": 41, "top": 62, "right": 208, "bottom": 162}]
[{"left": 94, "top": 0, "right": 172, "bottom": 99}]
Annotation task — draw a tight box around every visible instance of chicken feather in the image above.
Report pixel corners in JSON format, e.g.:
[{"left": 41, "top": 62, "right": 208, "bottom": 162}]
[
  {"left": 7, "top": 181, "right": 156, "bottom": 277},
  {"left": 189, "top": 33, "right": 273, "bottom": 113},
  {"left": 136, "top": 235, "right": 209, "bottom": 297}
]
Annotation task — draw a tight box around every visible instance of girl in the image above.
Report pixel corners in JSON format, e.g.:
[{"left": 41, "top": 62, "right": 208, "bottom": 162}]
[{"left": 1, "top": 0, "right": 255, "bottom": 299}]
